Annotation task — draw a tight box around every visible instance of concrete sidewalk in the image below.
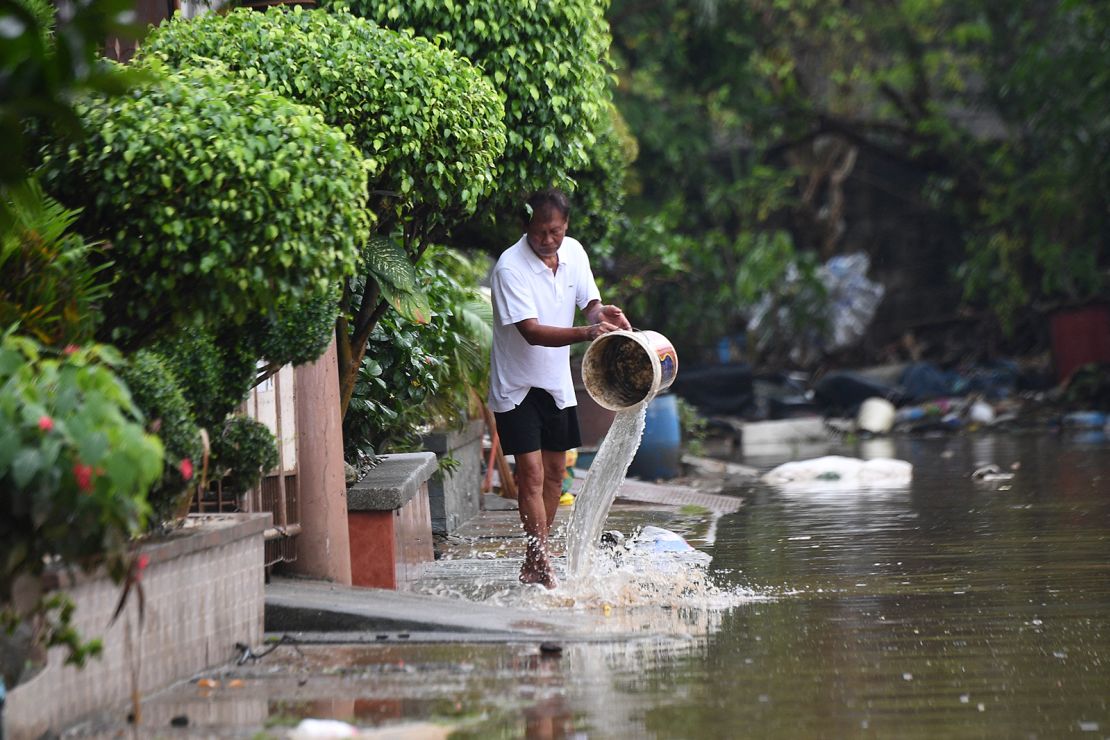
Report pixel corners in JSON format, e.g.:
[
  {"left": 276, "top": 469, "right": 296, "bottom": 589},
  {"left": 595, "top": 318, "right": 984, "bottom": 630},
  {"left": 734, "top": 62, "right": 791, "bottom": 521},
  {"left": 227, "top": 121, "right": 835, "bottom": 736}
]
[{"left": 265, "top": 476, "right": 745, "bottom": 642}]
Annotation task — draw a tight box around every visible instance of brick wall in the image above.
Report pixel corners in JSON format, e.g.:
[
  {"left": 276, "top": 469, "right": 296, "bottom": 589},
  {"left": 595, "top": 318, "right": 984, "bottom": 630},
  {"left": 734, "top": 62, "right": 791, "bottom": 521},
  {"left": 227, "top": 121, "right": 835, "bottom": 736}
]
[{"left": 4, "top": 514, "right": 269, "bottom": 740}]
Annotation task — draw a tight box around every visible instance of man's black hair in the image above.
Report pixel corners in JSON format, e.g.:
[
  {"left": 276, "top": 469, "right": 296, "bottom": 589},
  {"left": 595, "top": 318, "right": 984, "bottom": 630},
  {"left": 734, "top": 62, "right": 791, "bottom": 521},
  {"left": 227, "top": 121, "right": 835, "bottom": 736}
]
[{"left": 525, "top": 187, "right": 571, "bottom": 223}]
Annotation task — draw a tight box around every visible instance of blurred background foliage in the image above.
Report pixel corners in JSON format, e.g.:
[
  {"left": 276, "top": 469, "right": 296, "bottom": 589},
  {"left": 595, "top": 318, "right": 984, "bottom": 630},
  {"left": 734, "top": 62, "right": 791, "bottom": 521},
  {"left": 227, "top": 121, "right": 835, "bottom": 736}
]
[{"left": 597, "top": 0, "right": 1109, "bottom": 363}]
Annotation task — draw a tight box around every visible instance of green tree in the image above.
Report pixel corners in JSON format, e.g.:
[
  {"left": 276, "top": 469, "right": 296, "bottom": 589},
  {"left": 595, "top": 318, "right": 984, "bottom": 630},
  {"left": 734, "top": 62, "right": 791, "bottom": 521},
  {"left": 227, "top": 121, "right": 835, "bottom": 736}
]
[
  {"left": 607, "top": 0, "right": 1109, "bottom": 360},
  {"left": 334, "top": 0, "right": 614, "bottom": 209},
  {"left": 140, "top": 8, "right": 507, "bottom": 414},
  {"left": 37, "top": 63, "right": 370, "bottom": 349}
]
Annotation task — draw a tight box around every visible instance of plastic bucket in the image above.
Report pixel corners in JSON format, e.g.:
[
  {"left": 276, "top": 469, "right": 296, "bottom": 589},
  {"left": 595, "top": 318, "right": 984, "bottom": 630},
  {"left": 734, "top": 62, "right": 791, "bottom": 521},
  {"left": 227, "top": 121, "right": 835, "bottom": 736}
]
[{"left": 581, "top": 330, "right": 679, "bottom": 411}]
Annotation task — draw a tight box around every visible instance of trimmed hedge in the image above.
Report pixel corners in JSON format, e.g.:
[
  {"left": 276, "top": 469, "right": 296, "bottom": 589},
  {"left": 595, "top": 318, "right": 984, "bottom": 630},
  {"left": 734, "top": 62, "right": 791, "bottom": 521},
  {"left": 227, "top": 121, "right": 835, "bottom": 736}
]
[
  {"left": 38, "top": 63, "right": 370, "bottom": 345},
  {"left": 211, "top": 415, "right": 278, "bottom": 497},
  {"left": 120, "top": 350, "right": 202, "bottom": 525},
  {"left": 330, "top": 0, "right": 612, "bottom": 202},
  {"left": 154, "top": 326, "right": 257, "bottom": 432},
  {"left": 140, "top": 8, "right": 505, "bottom": 226}
]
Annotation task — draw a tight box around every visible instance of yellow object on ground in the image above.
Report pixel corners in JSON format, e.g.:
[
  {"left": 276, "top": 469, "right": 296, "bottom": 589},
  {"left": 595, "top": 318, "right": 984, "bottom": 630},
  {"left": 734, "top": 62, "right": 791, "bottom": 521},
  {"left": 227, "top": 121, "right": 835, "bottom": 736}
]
[
  {"left": 562, "top": 448, "right": 578, "bottom": 495},
  {"left": 559, "top": 492, "right": 575, "bottom": 506}
]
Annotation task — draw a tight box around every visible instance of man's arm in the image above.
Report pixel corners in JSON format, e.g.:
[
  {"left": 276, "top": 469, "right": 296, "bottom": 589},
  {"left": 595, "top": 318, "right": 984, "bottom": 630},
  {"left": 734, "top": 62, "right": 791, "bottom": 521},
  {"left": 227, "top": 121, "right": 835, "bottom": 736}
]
[
  {"left": 514, "top": 299, "right": 632, "bottom": 346},
  {"left": 514, "top": 318, "right": 617, "bottom": 347}
]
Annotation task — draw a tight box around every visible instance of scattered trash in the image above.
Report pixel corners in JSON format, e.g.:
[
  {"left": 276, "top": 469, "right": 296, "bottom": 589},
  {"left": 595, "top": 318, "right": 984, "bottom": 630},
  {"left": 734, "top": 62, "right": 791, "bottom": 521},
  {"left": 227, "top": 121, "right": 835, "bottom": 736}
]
[
  {"left": 967, "top": 400, "right": 996, "bottom": 425},
  {"left": 762, "top": 455, "right": 913, "bottom": 487},
  {"left": 539, "top": 642, "right": 563, "bottom": 656},
  {"left": 600, "top": 526, "right": 712, "bottom": 569},
  {"left": 822, "top": 253, "right": 886, "bottom": 352},
  {"left": 291, "top": 718, "right": 360, "bottom": 738},
  {"left": 857, "top": 397, "right": 896, "bottom": 434},
  {"left": 1063, "top": 411, "right": 1107, "bottom": 429},
  {"left": 971, "top": 464, "right": 1015, "bottom": 483}
]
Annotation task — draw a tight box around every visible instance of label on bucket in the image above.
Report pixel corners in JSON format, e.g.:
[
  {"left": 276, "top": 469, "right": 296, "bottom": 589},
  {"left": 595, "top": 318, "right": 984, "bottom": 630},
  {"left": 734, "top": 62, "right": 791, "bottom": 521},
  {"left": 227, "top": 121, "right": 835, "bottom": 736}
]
[{"left": 643, "top": 331, "right": 678, "bottom": 391}]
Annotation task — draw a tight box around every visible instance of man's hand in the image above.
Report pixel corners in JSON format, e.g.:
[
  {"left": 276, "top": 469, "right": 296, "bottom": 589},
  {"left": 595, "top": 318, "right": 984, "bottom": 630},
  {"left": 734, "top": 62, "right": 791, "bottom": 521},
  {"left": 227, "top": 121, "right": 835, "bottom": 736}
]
[
  {"left": 586, "top": 321, "right": 620, "bottom": 340},
  {"left": 595, "top": 304, "right": 632, "bottom": 330}
]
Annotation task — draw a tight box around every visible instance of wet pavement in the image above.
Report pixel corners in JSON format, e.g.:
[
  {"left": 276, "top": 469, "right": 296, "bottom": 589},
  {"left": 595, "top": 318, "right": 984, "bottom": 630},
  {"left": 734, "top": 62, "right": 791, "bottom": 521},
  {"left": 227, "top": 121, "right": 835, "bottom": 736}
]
[{"left": 60, "top": 431, "right": 1110, "bottom": 738}]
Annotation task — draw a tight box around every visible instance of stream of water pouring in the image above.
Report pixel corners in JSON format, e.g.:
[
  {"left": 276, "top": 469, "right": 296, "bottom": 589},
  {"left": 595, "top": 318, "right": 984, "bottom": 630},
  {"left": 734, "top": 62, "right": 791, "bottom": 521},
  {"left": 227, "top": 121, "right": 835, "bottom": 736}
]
[{"left": 564, "top": 401, "right": 649, "bottom": 577}]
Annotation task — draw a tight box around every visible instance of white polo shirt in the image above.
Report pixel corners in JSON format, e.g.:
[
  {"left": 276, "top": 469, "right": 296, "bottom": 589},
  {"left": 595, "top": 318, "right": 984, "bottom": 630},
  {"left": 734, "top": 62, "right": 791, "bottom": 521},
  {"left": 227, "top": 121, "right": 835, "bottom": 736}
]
[{"left": 488, "top": 234, "right": 601, "bottom": 413}]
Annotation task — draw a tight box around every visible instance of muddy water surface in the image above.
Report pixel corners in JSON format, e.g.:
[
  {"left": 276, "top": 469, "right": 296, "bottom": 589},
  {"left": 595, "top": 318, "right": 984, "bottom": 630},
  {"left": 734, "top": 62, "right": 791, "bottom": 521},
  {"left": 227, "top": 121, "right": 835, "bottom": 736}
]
[{"left": 85, "top": 432, "right": 1108, "bottom": 738}]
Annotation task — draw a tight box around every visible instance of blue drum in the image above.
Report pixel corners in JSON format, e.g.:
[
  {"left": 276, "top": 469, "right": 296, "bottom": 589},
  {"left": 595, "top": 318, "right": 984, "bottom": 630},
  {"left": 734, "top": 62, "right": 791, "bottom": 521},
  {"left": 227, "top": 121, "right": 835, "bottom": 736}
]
[{"left": 629, "top": 393, "right": 681, "bottom": 480}]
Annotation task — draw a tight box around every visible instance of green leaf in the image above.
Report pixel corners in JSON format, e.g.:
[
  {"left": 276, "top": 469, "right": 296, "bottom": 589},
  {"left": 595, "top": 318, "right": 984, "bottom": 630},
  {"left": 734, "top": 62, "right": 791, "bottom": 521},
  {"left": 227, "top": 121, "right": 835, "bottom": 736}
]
[
  {"left": 11, "top": 448, "right": 43, "bottom": 488},
  {"left": 363, "top": 236, "right": 417, "bottom": 292}
]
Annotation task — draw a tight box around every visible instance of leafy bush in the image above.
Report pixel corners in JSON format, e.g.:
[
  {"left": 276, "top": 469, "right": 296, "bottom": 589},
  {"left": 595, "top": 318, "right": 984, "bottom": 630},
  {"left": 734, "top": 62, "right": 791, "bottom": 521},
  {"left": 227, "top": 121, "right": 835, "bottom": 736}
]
[
  {"left": 0, "top": 0, "right": 144, "bottom": 186},
  {"left": 0, "top": 332, "right": 162, "bottom": 665},
  {"left": 37, "top": 63, "right": 370, "bottom": 347},
  {"left": 343, "top": 246, "right": 491, "bottom": 461},
  {"left": 252, "top": 285, "right": 342, "bottom": 371},
  {"left": 140, "top": 7, "right": 505, "bottom": 230},
  {"left": 0, "top": 180, "right": 111, "bottom": 346},
  {"left": 210, "top": 415, "right": 278, "bottom": 497},
  {"left": 119, "top": 350, "right": 202, "bottom": 526},
  {"left": 154, "top": 327, "right": 257, "bottom": 432},
  {"left": 333, "top": 0, "right": 612, "bottom": 202}
]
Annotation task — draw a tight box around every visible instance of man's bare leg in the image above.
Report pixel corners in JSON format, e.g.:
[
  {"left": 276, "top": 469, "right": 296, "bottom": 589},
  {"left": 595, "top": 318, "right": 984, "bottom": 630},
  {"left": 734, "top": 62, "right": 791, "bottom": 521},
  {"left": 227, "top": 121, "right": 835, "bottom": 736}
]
[
  {"left": 514, "top": 450, "right": 559, "bottom": 588},
  {"left": 541, "top": 449, "right": 567, "bottom": 529}
]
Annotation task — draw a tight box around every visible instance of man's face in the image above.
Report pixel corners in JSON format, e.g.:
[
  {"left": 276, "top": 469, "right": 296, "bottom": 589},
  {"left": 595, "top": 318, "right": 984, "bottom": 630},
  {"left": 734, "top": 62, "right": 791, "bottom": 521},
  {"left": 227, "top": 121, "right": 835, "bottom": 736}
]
[{"left": 525, "top": 210, "right": 568, "bottom": 259}]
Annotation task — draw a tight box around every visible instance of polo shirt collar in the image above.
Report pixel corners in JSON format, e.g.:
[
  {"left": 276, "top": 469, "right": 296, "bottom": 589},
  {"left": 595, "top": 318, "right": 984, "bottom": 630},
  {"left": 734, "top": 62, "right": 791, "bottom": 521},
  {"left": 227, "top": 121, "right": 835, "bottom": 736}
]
[{"left": 522, "top": 236, "right": 563, "bottom": 274}]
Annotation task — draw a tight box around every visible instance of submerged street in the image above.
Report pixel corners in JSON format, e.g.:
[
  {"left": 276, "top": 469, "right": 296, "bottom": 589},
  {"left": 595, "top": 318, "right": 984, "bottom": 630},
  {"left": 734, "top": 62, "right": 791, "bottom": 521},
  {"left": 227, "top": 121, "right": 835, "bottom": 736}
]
[{"left": 66, "top": 431, "right": 1109, "bottom": 738}]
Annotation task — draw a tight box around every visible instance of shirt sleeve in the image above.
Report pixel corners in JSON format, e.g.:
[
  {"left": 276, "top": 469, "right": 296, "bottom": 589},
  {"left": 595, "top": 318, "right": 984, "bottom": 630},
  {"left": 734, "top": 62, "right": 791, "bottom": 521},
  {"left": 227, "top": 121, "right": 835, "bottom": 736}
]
[
  {"left": 576, "top": 247, "right": 602, "bottom": 309},
  {"left": 492, "top": 266, "right": 537, "bottom": 325}
]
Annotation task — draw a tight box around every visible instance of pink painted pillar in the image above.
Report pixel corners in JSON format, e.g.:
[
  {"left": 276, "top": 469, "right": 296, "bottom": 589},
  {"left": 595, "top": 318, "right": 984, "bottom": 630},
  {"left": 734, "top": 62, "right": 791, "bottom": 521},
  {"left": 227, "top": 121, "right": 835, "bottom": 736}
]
[{"left": 291, "top": 338, "right": 352, "bottom": 584}]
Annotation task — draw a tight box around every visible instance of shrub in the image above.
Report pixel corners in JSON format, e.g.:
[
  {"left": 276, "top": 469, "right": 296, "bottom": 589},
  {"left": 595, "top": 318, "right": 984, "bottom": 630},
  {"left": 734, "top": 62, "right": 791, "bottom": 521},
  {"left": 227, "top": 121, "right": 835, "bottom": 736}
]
[
  {"left": 37, "top": 63, "right": 370, "bottom": 347},
  {"left": 0, "top": 180, "right": 111, "bottom": 346},
  {"left": 119, "top": 350, "right": 202, "bottom": 526},
  {"left": 139, "top": 7, "right": 505, "bottom": 230},
  {"left": 332, "top": 0, "right": 612, "bottom": 203},
  {"left": 252, "top": 285, "right": 342, "bottom": 371},
  {"left": 0, "top": 332, "right": 162, "bottom": 665},
  {"left": 210, "top": 415, "right": 278, "bottom": 497},
  {"left": 343, "top": 246, "right": 491, "bottom": 461},
  {"left": 153, "top": 326, "right": 257, "bottom": 432}
]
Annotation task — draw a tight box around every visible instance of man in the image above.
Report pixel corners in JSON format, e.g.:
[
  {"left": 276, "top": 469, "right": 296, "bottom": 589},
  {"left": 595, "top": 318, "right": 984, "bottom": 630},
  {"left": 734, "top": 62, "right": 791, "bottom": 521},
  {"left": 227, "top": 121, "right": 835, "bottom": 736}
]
[{"left": 488, "top": 188, "right": 631, "bottom": 588}]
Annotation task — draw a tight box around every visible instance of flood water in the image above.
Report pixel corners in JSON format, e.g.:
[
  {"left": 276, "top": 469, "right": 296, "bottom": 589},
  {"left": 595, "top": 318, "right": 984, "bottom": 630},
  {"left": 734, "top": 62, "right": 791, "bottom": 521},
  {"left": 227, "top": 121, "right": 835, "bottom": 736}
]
[{"left": 94, "top": 432, "right": 1109, "bottom": 738}]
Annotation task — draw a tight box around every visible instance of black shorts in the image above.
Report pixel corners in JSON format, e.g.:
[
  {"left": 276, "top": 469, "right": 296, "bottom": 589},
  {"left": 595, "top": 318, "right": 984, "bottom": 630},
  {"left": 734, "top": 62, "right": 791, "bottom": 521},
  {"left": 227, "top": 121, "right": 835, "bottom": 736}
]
[{"left": 494, "top": 388, "right": 581, "bottom": 456}]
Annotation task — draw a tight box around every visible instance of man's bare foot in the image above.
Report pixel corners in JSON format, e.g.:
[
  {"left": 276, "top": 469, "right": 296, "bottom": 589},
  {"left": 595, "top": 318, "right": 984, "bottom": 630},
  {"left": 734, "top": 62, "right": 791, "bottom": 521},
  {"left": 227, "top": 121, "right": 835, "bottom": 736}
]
[{"left": 520, "top": 555, "right": 558, "bottom": 589}]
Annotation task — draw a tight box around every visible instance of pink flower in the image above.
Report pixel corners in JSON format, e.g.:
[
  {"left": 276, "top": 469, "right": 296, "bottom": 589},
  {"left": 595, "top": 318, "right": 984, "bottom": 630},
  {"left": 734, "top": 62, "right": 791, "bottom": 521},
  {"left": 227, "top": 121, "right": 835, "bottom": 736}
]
[
  {"left": 63, "top": 344, "right": 79, "bottom": 356},
  {"left": 38, "top": 416, "right": 54, "bottom": 432},
  {"left": 179, "top": 458, "right": 194, "bottom": 481},
  {"left": 73, "top": 462, "right": 93, "bottom": 492},
  {"left": 131, "top": 553, "right": 151, "bottom": 583}
]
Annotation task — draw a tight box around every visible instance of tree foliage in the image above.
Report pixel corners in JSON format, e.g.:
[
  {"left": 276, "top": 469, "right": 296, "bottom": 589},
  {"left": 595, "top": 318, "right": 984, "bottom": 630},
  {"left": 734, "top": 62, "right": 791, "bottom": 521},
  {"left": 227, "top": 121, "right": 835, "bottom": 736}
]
[
  {"left": 37, "top": 63, "right": 370, "bottom": 347},
  {"left": 344, "top": 246, "right": 492, "bottom": 461},
  {"left": 120, "top": 350, "right": 202, "bottom": 525},
  {"left": 140, "top": 7, "right": 508, "bottom": 414},
  {"left": 606, "top": 0, "right": 1110, "bottom": 360},
  {"left": 334, "top": 0, "right": 612, "bottom": 206},
  {"left": 0, "top": 0, "right": 144, "bottom": 187},
  {"left": 140, "top": 7, "right": 505, "bottom": 235}
]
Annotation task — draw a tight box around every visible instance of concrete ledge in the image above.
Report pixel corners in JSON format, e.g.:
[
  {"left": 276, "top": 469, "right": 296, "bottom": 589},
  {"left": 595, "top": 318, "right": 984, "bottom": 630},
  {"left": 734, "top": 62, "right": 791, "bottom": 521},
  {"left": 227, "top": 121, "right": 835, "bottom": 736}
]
[
  {"left": 348, "top": 452, "right": 438, "bottom": 511},
  {"left": 265, "top": 577, "right": 604, "bottom": 637},
  {"left": 422, "top": 419, "right": 484, "bottom": 535}
]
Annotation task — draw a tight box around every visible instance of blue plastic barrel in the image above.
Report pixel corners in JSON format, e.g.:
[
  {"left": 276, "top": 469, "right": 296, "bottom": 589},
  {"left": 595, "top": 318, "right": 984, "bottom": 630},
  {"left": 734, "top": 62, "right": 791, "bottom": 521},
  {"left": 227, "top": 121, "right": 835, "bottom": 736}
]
[{"left": 629, "top": 393, "right": 682, "bottom": 480}]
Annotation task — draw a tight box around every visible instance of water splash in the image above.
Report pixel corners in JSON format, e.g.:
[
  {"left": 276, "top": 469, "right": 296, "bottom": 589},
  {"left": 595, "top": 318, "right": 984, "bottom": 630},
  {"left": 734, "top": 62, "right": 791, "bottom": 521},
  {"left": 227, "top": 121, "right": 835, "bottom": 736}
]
[
  {"left": 564, "top": 403, "right": 648, "bottom": 576},
  {"left": 419, "top": 531, "right": 768, "bottom": 625}
]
